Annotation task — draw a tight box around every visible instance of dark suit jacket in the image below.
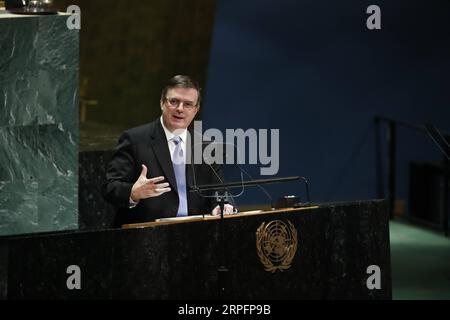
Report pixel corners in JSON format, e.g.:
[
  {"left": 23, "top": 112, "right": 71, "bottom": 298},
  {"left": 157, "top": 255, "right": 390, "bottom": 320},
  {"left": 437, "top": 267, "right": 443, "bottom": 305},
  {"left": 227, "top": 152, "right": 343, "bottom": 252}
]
[{"left": 102, "top": 119, "right": 221, "bottom": 226}]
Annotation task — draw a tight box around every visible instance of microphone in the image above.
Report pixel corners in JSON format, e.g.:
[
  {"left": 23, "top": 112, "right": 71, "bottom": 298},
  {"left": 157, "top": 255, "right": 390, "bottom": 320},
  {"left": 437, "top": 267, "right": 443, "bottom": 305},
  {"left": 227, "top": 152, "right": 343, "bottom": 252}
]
[
  {"left": 218, "top": 142, "right": 312, "bottom": 207},
  {"left": 192, "top": 141, "right": 275, "bottom": 210},
  {"left": 203, "top": 159, "right": 240, "bottom": 213},
  {"left": 233, "top": 162, "right": 275, "bottom": 209},
  {"left": 234, "top": 163, "right": 312, "bottom": 208},
  {"left": 189, "top": 142, "right": 240, "bottom": 214},
  {"left": 189, "top": 140, "right": 312, "bottom": 210}
]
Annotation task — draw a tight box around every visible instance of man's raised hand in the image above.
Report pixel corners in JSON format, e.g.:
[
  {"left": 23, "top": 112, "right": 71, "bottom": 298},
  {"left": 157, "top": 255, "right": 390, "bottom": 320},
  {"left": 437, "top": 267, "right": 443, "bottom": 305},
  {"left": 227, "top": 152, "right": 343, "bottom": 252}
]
[{"left": 130, "top": 165, "right": 171, "bottom": 202}]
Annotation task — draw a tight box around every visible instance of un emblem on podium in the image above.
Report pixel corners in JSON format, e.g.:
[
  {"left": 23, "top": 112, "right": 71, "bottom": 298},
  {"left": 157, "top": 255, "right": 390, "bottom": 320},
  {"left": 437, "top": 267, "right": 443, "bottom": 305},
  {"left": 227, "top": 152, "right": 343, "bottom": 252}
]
[{"left": 256, "top": 220, "right": 298, "bottom": 273}]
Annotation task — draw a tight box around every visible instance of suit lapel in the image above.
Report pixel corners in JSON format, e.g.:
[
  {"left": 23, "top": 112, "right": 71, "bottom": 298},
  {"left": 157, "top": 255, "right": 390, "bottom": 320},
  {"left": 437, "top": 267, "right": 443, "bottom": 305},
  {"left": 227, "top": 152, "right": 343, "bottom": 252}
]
[{"left": 150, "top": 120, "right": 178, "bottom": 193}]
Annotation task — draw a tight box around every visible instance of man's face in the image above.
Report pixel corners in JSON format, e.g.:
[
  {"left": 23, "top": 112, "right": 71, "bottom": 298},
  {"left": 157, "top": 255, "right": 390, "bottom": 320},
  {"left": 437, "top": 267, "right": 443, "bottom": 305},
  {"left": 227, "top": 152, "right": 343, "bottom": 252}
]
[{"left": 161, "top": 87, "right": 199, "bottom": 132}]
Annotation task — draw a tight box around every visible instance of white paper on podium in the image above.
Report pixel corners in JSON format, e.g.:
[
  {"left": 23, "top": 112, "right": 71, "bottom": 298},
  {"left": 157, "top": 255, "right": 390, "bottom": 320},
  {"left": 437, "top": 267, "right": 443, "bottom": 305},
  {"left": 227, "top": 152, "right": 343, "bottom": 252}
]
[
  {"left": 156, "top": 215, "right": 206, "bottom": 222},
  {"left": 237, "top": 210, "right": 263, "bottom": 215},
  {"left": 155, "top": 210, "right": 264, "bottom": 222}
]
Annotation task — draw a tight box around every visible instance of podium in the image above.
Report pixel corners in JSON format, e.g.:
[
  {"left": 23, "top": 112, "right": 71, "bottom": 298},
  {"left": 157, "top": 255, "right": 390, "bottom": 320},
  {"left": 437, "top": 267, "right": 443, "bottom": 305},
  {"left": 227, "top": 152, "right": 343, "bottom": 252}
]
[{"left": 0, "top": 200, "right": 391, "bottom": 299}]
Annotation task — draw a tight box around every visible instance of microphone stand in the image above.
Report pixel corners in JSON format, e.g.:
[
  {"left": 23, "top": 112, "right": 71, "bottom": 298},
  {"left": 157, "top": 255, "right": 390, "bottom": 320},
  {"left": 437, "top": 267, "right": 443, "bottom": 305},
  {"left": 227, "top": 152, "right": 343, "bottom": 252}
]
[
  {"left": 189, "top": 175, "right": 302, "bottom": 299},
  {"left": 215, "top": 190, "right": 229, "bottom": 299}
]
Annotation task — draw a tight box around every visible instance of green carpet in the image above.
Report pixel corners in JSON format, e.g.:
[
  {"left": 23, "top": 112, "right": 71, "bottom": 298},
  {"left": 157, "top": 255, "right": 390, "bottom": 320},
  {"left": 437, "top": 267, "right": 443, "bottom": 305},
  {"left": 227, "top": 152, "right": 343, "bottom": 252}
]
[{"left": 390, "top": 220, "right": 450, "bottom": 300}]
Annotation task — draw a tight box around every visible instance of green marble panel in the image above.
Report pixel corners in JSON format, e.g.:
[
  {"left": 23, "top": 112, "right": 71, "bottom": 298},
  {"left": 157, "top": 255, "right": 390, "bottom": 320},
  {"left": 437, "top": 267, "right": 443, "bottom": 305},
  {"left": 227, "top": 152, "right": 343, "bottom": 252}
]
[
  {"left": 0, "top": 180, "right": 38, "bottom": 236},
  {"left": 37, "top": 176, "right": 78, "bottom": 233},
  {"left": 0, "top": 16, "right": 79, "bottom": 129},
  {"left": 0, "top": 125, "right": 38, "bottom": 182},
  {"left": 0, "top": 14, "right": 79, "bottom": 236},
  {"left": 35, "top": 16, "right": 79, "bottom": 132},
  {"left": 36, "top": 124, "right": 78, "bottom": 180},
  {"left": 0, "top": 18, "right": 44, "bottom": 128}
]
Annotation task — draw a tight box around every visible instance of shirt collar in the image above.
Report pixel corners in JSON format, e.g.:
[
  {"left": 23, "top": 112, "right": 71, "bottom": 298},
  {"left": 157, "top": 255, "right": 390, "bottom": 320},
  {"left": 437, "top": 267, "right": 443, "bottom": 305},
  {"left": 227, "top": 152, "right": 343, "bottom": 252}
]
[{"left": 160, "top": 116, "right": 187, "bottom": 143}]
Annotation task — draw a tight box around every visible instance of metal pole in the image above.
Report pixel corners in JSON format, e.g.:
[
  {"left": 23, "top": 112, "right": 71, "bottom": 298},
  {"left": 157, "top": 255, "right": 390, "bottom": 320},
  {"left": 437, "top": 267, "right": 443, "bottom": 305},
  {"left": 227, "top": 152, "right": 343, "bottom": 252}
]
[
  {"left": 375, "top": 117, "right": 385, "bottom": 199},
  {"left": 388, "top": 121, "right": 397, "bottom": 219},
  {"left": 216, "top": 191, "right": 229, "bottom": 299},
  {"left": 443, "top": 154, "right": 449, "bottom": 237}
]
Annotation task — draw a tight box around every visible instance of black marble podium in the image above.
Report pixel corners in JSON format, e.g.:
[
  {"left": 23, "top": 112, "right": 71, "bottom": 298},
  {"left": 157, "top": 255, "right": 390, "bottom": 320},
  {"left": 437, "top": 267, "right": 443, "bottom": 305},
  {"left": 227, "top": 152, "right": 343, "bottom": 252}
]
[{"left": 0, "top": 200, "right": 391, "bottom": 299}]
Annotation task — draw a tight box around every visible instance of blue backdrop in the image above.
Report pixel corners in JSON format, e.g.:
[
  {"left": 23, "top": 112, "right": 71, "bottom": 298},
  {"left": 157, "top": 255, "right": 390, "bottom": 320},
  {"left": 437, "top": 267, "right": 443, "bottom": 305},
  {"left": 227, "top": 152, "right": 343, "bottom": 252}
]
[{"left": 202, "top": 0, "right": 450, "bottom": 208}]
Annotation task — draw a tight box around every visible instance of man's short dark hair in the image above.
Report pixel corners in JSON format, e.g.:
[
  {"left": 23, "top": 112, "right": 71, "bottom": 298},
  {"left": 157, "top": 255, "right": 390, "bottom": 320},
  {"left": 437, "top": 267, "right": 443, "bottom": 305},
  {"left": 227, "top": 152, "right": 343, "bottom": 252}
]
[{"left": 161, "top": 75, "right": 202, "bottom": 106}]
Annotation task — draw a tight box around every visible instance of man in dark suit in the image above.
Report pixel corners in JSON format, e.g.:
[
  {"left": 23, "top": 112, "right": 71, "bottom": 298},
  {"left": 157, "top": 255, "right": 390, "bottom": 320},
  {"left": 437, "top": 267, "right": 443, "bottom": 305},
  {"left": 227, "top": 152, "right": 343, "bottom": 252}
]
[{"left": 103, "top": 75, "right": 233, "bottom": 226}]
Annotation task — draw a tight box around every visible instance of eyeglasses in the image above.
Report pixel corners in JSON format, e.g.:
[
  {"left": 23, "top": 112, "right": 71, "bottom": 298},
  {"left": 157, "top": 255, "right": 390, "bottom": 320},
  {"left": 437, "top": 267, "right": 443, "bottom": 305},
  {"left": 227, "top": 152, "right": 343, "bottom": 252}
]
[{"left": 165, "top": 97, "right": 198, "bottom": 110}]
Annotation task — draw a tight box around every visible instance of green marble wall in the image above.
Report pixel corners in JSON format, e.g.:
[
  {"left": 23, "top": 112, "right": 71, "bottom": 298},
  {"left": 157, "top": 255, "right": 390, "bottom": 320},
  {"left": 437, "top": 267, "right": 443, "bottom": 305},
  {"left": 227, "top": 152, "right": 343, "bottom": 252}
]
[{"left": 0, "top": 14, "right": 79, "bottom": 236}]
